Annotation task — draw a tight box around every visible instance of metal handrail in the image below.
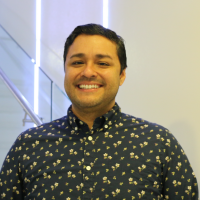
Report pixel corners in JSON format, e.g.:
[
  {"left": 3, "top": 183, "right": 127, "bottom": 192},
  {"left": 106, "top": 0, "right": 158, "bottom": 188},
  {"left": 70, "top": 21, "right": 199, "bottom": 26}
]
[{"left": 0, "top": 67, "right": 43, "bottom": 126}]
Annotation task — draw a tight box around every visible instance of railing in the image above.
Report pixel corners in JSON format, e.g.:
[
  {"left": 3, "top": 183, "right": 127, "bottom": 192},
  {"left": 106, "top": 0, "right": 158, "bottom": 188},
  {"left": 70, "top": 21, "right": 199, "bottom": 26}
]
[
  {"left": 0, "top": 24, "right": 71, "bottom": 169},
  {"left": 0, "top": 24, "right": 71, "bottom": 124},
  {"left": 0, "top": 67, "right": 43, "bottom": 126}
]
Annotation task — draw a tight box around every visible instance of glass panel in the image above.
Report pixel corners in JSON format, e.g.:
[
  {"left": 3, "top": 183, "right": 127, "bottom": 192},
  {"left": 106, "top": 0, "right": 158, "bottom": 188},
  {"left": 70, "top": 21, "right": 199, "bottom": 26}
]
[
  {"left": 0, "top": 77, "right": 35, "bottom": 167},
  {"left": 0, "top": 24, "right": 70, "bottom": 167},
  {"left": 0, "top": 25, "right": 35, "bottom": 108},
  {"left": 52, "top": 83, "right": 71, "bottom": 120},
  {"left": 38, "top": 69, "right": 51, "bottom": 123}
]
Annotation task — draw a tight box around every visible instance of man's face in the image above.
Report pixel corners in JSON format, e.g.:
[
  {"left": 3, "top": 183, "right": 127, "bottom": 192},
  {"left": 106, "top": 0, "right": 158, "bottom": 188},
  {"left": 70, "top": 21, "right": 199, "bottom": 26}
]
[{"left": 64, "top": 34, "right": 126, "bottom": 112}]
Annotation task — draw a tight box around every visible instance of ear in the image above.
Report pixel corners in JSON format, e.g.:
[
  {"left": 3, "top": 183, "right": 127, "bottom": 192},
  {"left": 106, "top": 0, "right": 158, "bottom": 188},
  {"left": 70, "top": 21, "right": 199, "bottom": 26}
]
[{"left": 119, "top": 69, "right": 126, "bottom": 86}]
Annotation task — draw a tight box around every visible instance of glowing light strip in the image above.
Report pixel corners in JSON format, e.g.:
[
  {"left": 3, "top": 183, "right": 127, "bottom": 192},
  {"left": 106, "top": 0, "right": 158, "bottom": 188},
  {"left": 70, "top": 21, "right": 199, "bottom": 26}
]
[
  {"left": 34, "top": 0, "right": 41, "bottom": 115},
  {"left": 103, "top": 0, "right": 108, "bottom": 28}
]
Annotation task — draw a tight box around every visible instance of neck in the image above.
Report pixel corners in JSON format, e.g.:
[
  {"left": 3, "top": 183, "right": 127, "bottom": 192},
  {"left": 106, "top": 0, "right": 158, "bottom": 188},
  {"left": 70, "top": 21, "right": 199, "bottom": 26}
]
[{"left": 71, "top": 103, "right": 115, "bottom": 129}]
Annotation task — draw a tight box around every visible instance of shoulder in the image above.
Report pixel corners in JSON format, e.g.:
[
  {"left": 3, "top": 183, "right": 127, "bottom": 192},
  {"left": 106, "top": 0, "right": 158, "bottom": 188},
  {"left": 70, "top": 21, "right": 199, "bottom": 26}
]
[
  {"left": 121, "top": 112, "right": 169, "bottom": 132},
  {"left": 119, "top": 112, "right": 179, "bottom": 143},
  {"left": 20, "top": 115, "right": 69, "bottom": 139}
]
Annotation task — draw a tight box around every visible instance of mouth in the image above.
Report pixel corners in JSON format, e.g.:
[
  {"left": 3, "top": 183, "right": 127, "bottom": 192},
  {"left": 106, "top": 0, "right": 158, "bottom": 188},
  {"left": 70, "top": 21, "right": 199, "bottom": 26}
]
[{"left": 78, "top": 84, "right": 102, "bottom": 89}]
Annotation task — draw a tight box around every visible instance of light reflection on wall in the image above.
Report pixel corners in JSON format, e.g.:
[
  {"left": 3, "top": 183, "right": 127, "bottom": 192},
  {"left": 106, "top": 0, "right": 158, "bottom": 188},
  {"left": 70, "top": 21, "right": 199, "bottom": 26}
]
[
  {"left": 103, "top": 0, "right": 108, "bottom": 28},
  {"left": 34, "top": 0, "right": 41, "bottom": 115}
]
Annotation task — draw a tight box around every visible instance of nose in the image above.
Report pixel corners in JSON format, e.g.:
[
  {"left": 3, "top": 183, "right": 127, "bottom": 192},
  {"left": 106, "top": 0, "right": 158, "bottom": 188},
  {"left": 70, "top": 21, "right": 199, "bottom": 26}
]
[{"left": 81, "top": 62, "right": 97, "bottom": 78}]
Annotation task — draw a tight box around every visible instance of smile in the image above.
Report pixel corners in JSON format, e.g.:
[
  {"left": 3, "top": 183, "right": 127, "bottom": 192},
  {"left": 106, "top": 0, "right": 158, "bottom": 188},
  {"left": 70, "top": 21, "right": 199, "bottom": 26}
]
[{"left": 78, "top": 84, "right": 101, "bottom": 89}]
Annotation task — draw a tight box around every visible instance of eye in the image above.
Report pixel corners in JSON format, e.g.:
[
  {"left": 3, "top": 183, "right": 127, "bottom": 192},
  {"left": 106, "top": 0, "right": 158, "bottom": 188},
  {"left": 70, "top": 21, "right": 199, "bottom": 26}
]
[
  {"left": 98, "top": 62, "right": 109, "bottom": 66},
  {"left": 72, "top": 61, "right": 84, "bottom": 65}
]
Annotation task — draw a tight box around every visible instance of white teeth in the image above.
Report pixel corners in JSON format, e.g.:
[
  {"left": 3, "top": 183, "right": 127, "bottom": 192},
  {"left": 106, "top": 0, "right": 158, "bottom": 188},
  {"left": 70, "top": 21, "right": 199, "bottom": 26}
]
[{"left": 79, "top": 84, "right": 100, "bottom": 89}]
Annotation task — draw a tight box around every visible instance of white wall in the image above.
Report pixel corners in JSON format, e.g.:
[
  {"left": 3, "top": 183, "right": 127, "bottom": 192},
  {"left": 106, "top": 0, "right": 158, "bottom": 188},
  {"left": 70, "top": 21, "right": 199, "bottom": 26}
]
[
  {"left": 0, "top": 0, "right": 36, "bottom": 59},
  {"left": 111, "top": 1, "right": 200, "bottom": 183},
  {"left": 0, "top": 0, "right": 199, "bottom": 189}
]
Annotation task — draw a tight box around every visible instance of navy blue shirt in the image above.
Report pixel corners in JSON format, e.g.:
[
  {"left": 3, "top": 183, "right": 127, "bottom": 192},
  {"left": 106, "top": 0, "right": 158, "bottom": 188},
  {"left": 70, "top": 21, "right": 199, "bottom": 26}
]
[{"left": 0, "top": 103, "right": 198, "bottom": 199}]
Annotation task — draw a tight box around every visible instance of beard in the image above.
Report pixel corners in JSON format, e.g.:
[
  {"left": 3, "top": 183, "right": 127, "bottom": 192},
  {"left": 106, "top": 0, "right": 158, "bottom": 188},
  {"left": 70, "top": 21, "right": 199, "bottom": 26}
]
[{"left": 65, "top": 76, "right": 120, "bottom": 113}]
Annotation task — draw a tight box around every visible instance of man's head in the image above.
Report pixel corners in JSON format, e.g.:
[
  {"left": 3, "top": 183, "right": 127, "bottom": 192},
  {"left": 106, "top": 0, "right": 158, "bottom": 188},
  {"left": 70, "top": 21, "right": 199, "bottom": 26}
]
[
  {"left": 63, "top": 24, "right": 127, "bottom": 118},
  {"left": 63, "top": 23, "right": 127, "bottom": 74}
]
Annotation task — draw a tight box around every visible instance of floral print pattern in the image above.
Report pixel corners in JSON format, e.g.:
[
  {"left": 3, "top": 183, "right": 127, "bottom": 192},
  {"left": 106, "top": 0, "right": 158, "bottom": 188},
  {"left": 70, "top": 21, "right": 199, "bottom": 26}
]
[{"left": 0, "top": 103, "right": 198, "bottom": 199}]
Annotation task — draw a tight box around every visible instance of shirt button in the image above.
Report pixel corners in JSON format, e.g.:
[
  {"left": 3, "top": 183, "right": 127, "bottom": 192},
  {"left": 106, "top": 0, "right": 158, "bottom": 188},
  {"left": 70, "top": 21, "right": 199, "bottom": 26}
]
[
  {"left": 86, "top": 166, "right": 91, "bottom": 171},
  {"left": 104, "top": 125, "right": 108, "bottom": 128},
  {"left": 88, "top": 136, "right": 93, "bottom": 141}
]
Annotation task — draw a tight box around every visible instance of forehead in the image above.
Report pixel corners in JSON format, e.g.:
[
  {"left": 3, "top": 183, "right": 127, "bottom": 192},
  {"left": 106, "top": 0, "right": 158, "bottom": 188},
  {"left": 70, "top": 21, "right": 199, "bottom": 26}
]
[{"left": 66, "top": 34, "right": 118, "bottom": 59}]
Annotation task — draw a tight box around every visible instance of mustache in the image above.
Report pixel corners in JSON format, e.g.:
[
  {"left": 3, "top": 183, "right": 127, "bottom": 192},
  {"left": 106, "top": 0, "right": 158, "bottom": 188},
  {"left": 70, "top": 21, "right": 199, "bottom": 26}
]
[{"left": 74, "top": 77, "right": 105, "bottom": 85}]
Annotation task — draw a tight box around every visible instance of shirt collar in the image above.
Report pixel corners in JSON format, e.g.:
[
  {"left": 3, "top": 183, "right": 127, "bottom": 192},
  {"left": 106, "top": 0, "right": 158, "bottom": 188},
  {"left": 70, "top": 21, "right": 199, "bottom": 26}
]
[{"left": 67, "top": 103, "right": 121, "bottom": 132}]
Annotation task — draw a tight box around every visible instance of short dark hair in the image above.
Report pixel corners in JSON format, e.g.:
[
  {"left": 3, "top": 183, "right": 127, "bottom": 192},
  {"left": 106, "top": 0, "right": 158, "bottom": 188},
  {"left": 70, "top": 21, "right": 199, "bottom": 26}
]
[{"left": 63, "top": 23, "right": 127, "bottom": 74}]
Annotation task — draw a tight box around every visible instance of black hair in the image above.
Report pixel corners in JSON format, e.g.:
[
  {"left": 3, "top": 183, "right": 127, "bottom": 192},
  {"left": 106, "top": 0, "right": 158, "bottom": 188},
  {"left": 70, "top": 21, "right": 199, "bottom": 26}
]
[{"left": 63, "top": 23, "right": 127, "bottom": 74}]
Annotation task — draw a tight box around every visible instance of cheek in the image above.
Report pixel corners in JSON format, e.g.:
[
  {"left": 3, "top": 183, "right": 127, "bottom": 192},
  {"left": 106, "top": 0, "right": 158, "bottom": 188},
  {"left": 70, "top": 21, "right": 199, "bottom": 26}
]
[
  {"left": 64, "top": 69, "right": 73, "bottom": 82},
  {"left": 64, "top": 70, "right": 80, "bottom": 91},
  {"left": 107, "top": 69, "right": 121, "bottom": 79},
  {"left": 102, "top": 70, "right": 119, "bottom": 80},
  {"left": 64, "top": 72, "right": 71, "bottom": 89},
  {"left": 64, "top": 73, "right": 68, "bottom": 83},
  {"left": 65, "top": 68, "right": 81, "bottom": 80},
  {"left": 64, "top": 77, "right": 68, "bottom": 92}
]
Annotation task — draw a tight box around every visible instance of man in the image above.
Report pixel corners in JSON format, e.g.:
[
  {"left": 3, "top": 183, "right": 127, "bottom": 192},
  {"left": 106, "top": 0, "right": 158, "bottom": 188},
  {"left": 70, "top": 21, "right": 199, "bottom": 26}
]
[{"left": 0, "top": 24, "right": 198, "bottom": 199}]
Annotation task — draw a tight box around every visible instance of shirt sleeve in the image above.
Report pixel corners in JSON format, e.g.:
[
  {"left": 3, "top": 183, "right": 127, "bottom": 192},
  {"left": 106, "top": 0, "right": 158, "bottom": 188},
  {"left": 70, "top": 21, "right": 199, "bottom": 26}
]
[
  {"left": 0, "top": 134, "right": 24, "bottom": 199},
  {"left": 161, "top": 131, "right": 199, "bottom": 199}
]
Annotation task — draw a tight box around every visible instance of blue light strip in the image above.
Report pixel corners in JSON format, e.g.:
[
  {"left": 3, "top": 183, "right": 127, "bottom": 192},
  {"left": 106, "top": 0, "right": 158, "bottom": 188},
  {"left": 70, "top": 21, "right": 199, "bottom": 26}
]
[
  {"left": 34, "top": 0, "right": 41, "bottom": 115},
  {"left": 103, "top": 0, "right": 108, "bottom": 28}
]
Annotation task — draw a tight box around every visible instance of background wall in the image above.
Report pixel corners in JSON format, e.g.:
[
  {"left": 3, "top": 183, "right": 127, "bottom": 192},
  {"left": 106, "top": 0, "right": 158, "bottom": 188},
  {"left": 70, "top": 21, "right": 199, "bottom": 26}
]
[{"left": 0, "top": 0, "right": 199, "bottom": 190}]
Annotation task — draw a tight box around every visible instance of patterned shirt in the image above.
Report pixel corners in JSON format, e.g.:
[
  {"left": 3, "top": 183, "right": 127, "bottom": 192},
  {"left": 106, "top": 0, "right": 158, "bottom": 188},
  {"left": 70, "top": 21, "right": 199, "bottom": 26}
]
[{"left": 0, "top": 103, "right": 198, "bottom": 200}]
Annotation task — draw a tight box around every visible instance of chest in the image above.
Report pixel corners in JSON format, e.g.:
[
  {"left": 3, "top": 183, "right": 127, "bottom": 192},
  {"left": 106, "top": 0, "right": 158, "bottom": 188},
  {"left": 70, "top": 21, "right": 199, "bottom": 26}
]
[{"left": 21, "top": 132, "right": 164, "bottom": 199}]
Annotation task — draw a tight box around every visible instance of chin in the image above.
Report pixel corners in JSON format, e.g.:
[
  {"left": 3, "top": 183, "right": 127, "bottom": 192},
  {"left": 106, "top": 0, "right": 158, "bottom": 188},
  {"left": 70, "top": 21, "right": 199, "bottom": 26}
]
[{"left": 77, "top": 102, "right": 101, "bottom": 108}]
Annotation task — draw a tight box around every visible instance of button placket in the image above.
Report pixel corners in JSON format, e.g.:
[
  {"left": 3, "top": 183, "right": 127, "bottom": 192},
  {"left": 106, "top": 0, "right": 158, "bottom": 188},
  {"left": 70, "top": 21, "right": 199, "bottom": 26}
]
[{"left": 82, "top": 132, "right": 95, "bottom": 198}]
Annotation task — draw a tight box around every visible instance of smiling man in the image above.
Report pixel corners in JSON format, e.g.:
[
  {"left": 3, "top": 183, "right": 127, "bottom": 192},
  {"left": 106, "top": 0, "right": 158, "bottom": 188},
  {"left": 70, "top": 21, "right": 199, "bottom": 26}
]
[
  {"left": 0, "top": 24, "right": 198, "bottom": 199},
  {"left": 64, "top": 34, "right": 126, "bottom": 129}
]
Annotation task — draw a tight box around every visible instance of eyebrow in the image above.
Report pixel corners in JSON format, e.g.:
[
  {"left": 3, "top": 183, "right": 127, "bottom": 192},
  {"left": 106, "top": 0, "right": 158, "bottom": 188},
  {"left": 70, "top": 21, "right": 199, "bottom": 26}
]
[
  {"left": 95, "top": 54, "right": 113, "bottom": 60},
  {"left": 70, "top": 53, "right": 85, "bottom": 59},
  {"left": 70, "top": 53, "right": 113, "bottom": 60}
]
